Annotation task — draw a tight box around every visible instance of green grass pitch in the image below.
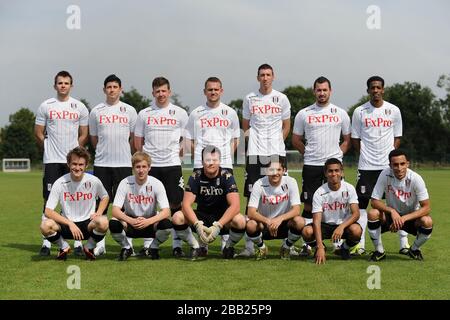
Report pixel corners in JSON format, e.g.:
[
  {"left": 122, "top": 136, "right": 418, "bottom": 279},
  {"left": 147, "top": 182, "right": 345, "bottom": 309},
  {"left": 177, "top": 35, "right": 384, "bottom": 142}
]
[{"left": 1, "top": 167, "right": 449, "bottom": 300}]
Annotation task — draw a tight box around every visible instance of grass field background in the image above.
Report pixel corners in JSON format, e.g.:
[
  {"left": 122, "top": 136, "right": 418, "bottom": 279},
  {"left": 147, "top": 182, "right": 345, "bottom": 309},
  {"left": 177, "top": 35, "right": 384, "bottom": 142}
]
[{"left": 1, "top": 167, "right": 449, "bottom": 300}]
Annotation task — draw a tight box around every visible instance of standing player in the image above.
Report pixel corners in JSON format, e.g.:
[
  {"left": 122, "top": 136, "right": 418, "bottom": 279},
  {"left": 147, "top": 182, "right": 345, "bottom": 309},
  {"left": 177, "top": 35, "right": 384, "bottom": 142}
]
[
  {"left": 109, "top": 152, "right": 172, "bottom": 261},
  {"left": 172, "top": 146, "right": 246, "bottom": 259},
  {"left": 351, "top": 76, "right": 408, "bottom": 255},
  {"left": 184, "top": 77, "right": 240, "bottom": 252},
  {"left": 368, "top": 149, "right": 433, "bottom": 261},
  {"left": 39, "top": 147, "right": 109, "bottom": 261},
  {"left": 89, "top": 74, "right": 137, "bottom": 256},
  {"left": 134, "top": 77, "right": 188, "bottom": 257},
  {"left": 292, "top": 76, "right": 351, "bottom": 256},
  {"left": 241, "top": 63, "right": 291, "bottom": 256},
  {"left": 245, "top": 158, "right": 304, "bottom": 260},
  {"left": 35, "top": 70, "right": 89, "bottom": 256},
  {"left": 302, "top": 158, "right": 362, "bottom": 264}
]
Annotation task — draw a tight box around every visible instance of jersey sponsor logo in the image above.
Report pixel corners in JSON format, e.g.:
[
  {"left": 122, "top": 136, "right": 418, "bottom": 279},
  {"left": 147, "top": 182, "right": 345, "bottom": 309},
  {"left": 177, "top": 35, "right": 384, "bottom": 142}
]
[
  {"left": 199, "top": 117, "right": 230, "bottom": 128},
  {"left": 49, "top": 109, "right": 79, "bottom": 120},
  {"left": 200, "top": 185, "right": 223, "bottom": 196},
  {"left": 387, "top": 185, "right": 412, "bottom": 200},
  {"left": 307, "top": 114, "right": 340, "bottom": 124},
  {"left": 99, "top": 114, "right": 129, "bottom": 124},
  {"left": 146, "top": 116, "right": 177, "bottom": 126},
  {"left": 63, "top": 191, "right": 93, "bottom": 201},
  {"left": 322, "top": 201, "right": 349, "bottom": 211},
  {"left": 250, "top": 104, "right": 282, "bottom": 115},
  {"left": 262, "top": 194, "right": 289, "bottom": 205},
  {"left": 364, "top": 117, "right": 393, "bottom": 128},
  {"left": 127, "top": 193, "right": 154, "bottom": 204}
]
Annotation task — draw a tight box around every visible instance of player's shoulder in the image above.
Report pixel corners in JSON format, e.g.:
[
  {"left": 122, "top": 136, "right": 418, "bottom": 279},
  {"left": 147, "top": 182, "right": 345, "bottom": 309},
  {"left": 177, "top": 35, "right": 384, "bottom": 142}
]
[
  {"left": 191, "top": 105, "right": 207, "bottom": 114},
  {"left": 147, "top": 175, "right": 164, "bottom": 187},
  {"left": 55, "top": 173, "right": 71, "bottom": 186},
  {"left": 355, "top": 101, "right": 371, "bottom": 112},
  {"left": 68, "top": 97, "right": 88, "bottom": 110},
  {"left": 90, "top": 103, "right": 106, "bottom": 113},
  {"left": 41, "top": 97, "right": 57, "bottom": 106},
  {"left": 169, "top": 103, "right": 188, "bottom": 116},
  {"left": 220, "top": 168, "right": 235, "bottom": 180},
  {"left": 315, "top": 183, "right": 330, "bottom": 196},
  {"left": 219, "top": 103, "right": 237, "bottom": 114},
  {"left": 341, "top": 180, "right": 357, "bottom": 192},
  {"left": 137, "top": 106, "right": 153, "bottom": 116},
  {"left": 244, "top": 91, "right": 259, "bottom": 100},
  {"left": 406, "top": 168, "right": 424, "bottom": 184},
  {"left": 118, "top": 101, "right": 137, "bottom": 114},
  {"left": 190, "top": 168, "right": 202, "bottom": 180},
  {"left": 382, "top": 100, "right": 400, "bottom": 111}
]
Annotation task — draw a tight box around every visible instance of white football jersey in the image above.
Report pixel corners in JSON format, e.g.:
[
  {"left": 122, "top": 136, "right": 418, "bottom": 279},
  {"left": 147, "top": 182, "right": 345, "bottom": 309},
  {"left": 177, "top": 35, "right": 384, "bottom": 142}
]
[
  {"left": 351, "top": 101, "right": 402, "bottom": 170},
  {"left": 248, "top": 175, "right": 301, "bottom": 219},
  {"left": 185, "top": 103, "right": 240, "bottom": 169},
  {"left": 89, "top": 101, "right": 137, "bottom": 167},
  {"left": 113, "top": 175, "right": 170, "bottom": 218},
  {"left": 46, "top": 173, "right": 108, "bottom": 222},
  {"left": 135, "top": 103, "right": 188, "bottom": 167},
  {"left": 371, "top": 168, "right": 429, "bottom": 216},
  {"left": 35, "top": 97, "right": 89, "bottom": 164},
  {"left": 312, "top": 181, "right": 359, "bottom": 225},
  {"left": 242, "top": 89, "right": 291, "bottom": 156},
  {"left": 293, "top": 103, "right": 351, "bottom": 165}
]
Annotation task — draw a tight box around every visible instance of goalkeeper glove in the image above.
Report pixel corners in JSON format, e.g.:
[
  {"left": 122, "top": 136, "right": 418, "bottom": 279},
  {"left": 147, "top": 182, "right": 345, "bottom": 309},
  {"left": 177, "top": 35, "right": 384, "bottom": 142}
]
[
  {"left": 206, "top": 221, "right": 223, "bottom": 243},
  {"left": 194, "top": 220, "right": 210, "bottom": 244}
]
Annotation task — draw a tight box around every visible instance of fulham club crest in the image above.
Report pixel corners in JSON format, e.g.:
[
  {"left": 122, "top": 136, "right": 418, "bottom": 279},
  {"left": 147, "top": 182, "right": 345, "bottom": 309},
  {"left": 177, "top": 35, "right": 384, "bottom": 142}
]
[
  {"left": 120, "top": 105, "right": 127, "bottom": 113},
  {"left": 331, "top": 107, "right": 337, "bottom": 114},
  {"left": 146, "top": 185, "right": 152, "bottom": 193},
  {"left": 221, "top": 109, "right": 228, "bottom": 116},
  {"left": 169, "top": 109, "right": 175, "bottom": 116},
  {"left": 385, "top": 109, "right": 391, "bottom": 115},
  {"left": 84, "top": 181, "right": 92, "bottom": 190},
  {"left": 281, "top": 184, "right": 288, "bottom": 192},
  {"left": 272, "top": 96, "right": 279, "bottom": 104},
  {"left": 405, "top": 178, "right": 411, "bottom": 188},
  {"left": 70, "top": 103, "right": 77, "bottom": 109},
  {"left": 342, "top": 191, "right": 349, "bottom": 198}
]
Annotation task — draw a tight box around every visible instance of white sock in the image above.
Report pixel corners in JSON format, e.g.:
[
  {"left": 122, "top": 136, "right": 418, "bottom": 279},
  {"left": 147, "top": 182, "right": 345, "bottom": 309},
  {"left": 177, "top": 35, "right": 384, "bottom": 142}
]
[
  {"left": 150, "top": 229, "right": 171, "bottom": 249},
  {"left": 95, "top": 238, "right": 105, "bottom": 249},
  {"left": 244, "top": 233, "right": 255, "bottom": 251},
  {"left": 358, "top": 209, "right": 367, "bottom": 249},
  {"left": 48, "top": 232, "right": 69, "bottom": 250},
  {"left": 111, "top": 230, "right": 131, "bottom": 249},
  {"left": 42, "top": 238, "right": 52, "bottom": 248},
  {"left": 398, "top": 230, "right": 409, "bottom": 248},
  {"left": 143, "top": 238, "right": 153, "bottom": 248},
  {"left": 172, "top": 228, "right": 182, "bottom": 249},
  {"left": 74, "top": 240, "right": 82, "bottom": 248},
  {"left": 411, "top": 228, "right": 432, "bottom": 250},
  {"left": 248, "top": 232, "right": 263, "bottom": 247},
  {"left": 284, "top": 230, "right": 301, "bottom": 248},
  {"left": 176, "top": 227, "right": 199, "bottom": 249},
  {"left": 221, "top": 234, "right": 230, "bottom": 250},
  {"left": 226, "top": 230, "right": 244, "bottom": 248},
  {"left": 367, "top": 220, "right": 384, "bottom": 253},
  {"left": 86, "top": 229, "right": 105, "bottom": 250}
]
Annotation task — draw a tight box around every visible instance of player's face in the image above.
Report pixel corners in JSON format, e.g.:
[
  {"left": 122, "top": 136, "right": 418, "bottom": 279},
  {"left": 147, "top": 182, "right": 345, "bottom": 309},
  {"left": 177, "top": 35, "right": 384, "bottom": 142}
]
[
  {"left": 325, "top": 164, "right": 343, "bottom": 185},
  {"left": 202, "top": 152, "right": 220, "bottom": 176},
  {"left": 204, "top": 81, "right": 223, "bottom": 105},
  {"left": 314, "top": 82, "right": 331, "bottom": 105},
  {"left": 134, "top": 160, "right": 150, "bottom": 183},
  {"left": 390, "top": 155, "right": 409, "bottom": 180},
  {"left": 257, "top": 69, "right": 274, "bottom": 91},
  {"left": 152, "top": 84, "right": 171, "bottom": 107},
  {"left": 54, "top": 76, "right": 73, "bottom": 97},
  {"left": 367, "top": 81, "right": 384, "bottom": 103},
  {"left": 103, "top": 81, "right": 122, "bottom": 103},
  {"left": 267, "top": 162, "right": 284, "bottom": 185},
  {"left": 68, "top": 155, "right": 87, "bottom": 181}
]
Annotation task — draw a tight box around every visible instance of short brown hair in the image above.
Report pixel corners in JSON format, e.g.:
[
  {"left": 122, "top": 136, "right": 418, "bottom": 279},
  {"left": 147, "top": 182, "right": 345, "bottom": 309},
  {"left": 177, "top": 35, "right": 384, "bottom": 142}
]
[
  {"left": 54, "top": 70, "right": 73, "bottom": 85},
  {"left": 66, "top": 146, "right": 90, "bottom": 165},
  {"left": 132, "top": 151, "right": 151, "bottom": 167},
  {"left": 152, "top": 77, "right": 171, "bottom": 90},
  {"left": 204, "top": 77, "right": 222, "bottom": 89}
]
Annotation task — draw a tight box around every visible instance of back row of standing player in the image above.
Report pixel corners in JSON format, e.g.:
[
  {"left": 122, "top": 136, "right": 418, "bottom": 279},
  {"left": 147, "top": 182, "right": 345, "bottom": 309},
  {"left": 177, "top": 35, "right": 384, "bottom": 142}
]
[{"left": 35, "top": 64, "right": 405, "bottom": 258}]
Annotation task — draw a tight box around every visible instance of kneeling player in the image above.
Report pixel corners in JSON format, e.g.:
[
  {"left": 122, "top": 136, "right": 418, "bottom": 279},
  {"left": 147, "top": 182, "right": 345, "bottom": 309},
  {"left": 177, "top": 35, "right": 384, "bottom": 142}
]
[
  {"left": 368, "top": 149, "right": 433, "bottom": 261},
  {"left": 173, "top": 146, "right": 246, "bottom": 259},
  {"left": 39, "top": 147, "right": 109, "bottom": 261},
  {"left": 302, "top": 158, "right": 362, "bottom": 264},
  {"left": 109, "top": 152, "right": 172, "bottom": 261},
  {"left": 245, "top": 158, "right": 304, "bottom": 260}
]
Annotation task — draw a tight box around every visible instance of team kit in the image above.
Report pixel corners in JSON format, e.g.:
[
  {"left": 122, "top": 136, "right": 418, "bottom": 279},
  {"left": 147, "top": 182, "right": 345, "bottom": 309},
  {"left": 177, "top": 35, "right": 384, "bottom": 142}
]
[{"left": 35, "top": 65, "right": 433, "bottom": 264}]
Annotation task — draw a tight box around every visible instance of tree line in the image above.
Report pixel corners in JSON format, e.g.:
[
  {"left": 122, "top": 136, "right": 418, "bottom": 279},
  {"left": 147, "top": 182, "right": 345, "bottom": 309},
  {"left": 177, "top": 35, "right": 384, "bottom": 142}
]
[{"left": 1, "top": 76, "right": 449, "bottom": 165}]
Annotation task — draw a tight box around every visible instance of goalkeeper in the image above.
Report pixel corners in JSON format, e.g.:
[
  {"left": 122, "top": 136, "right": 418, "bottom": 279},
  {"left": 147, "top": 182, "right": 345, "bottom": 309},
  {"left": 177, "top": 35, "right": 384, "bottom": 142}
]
[{"left": 172, "top": 145, "right": 246, "bottom": 259}]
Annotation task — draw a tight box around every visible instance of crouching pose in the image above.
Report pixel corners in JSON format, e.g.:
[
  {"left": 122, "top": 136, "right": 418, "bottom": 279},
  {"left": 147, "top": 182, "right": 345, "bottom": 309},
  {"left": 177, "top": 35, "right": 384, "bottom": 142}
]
[
  {"left": 173, "top": 146, "right": 246, "bottom": 259},
  {"left": 109, "top": 152, "right": 172, "bottom": 261},
  {"left": 40, "top": 147, "right": 109, "bottom": 261},
  {"left": 246, "top": 158, "right": 304, "bottom": 260},
  {"left": 303, "top": 158, "right": 362, "bottom": 264}
]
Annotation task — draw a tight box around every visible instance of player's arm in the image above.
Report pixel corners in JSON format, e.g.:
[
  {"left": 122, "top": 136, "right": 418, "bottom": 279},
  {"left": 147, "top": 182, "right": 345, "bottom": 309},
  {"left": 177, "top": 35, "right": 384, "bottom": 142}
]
[
  {"left": 242, "top": 118, "right": 250, "bottom": 145},
  {"left": 312, "top": 211, "right": 325, "bottom": 264},
  {"left": 181, "top": 191, "right": 198, "bottom": 225},
  {"left": 340, "top": 134, "right": 351, "bottom": 154},
  {"left": 134, "top": 136, "right": 144, "bottom": 152},
  {"left": 217, "top": 192, "right": 240, "bottom": 227},
  {"left": 292, "top": 133, "right": 305, "bottom": 155},
  {"left": 179, "top": 137, "right": 184, "bottom": 157},
  {"left": 394, "top": 137, "right": 401, "bottom": 149},
  {"left": 129, "top": 132, "right": 136, "bottom": 154},
  {"left": 231, "top": 137, "right": 239, "bottom": 154},
  {"left": 402, "top": 199, "right": 431, "bottom": 223},
  {"left": 332, "top": 203, "right": 360, "bottom": 241},
  {"left": 282, "top": 118, "right": 290, "bottom": 141},
  {"left": 44, "top": 207, "right": 84, "bottom": 240},
  {"left": 247, "top": 206, "right": 270, "bottom": 225},
  {"left": 371, "top": 198, "right": 404, "bottom": 231},
  {"left": 269, "top": 204, "right": 300, "bottom": 237},
  {"left": 78, "top": 125, "right": 89, "bottom": 147},
  {"left": 94, "top": 195, "right": 109, "bottom": 217},
  {"left": 34, "top": 124, "right": 46, "bottom": 149},
  {"left": 90, "top": 135, "right": 98, "bottom": 149},
  {"left": 351, "top": 138, "right": 361, "bottom": 153},
  {"left": 137, "top": 207, "right": 170, "bottom": 229},
  {"left": 112, "top": 205, "right": 136, "bottom": 225}
]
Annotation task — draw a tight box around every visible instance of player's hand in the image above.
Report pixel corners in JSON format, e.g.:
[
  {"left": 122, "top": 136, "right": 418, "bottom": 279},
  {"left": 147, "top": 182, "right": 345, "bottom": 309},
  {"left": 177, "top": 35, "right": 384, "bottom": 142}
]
[
  {"left": 315, "top": 247, "right": 326, "bottom": 265},
  {"left": 89, "top": 212, "right": 101, "bottom": 220},
  {"left": 206, "top": 221, "right": 223, "bottom": 243},
  {"left": 69, "top": 222, "right": 84, "bottom": 240},
  {"left": 134, "top": 217, "right": 150, "bottom": 230},
  {"left": 194, "top": 220, "right": 210, "bottom": 244},
  {"left": 332, "top": 225, "right": 345, "bottom": 242},
  {"left": 269, "top": 217, "right": 283, "bottom": 237},
  {"left": 389, "top": 209, "right": 403, "bottom": 232}
]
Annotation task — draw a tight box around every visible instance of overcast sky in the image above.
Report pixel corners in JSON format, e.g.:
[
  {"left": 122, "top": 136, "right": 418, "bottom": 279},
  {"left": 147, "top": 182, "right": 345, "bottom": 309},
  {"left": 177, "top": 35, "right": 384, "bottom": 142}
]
[{"left": 1, "top": 0, "right": 449, "bottom": 126}]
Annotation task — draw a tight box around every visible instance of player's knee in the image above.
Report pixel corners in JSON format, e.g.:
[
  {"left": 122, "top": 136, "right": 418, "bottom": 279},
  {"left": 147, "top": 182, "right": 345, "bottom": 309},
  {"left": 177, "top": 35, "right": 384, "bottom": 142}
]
[
  {"left": 367, "top": 208, "right": 380, "bottom": 220},
  {"left": 419, "top": 215, "right": 433, "bottom": 228},
  {"left": 156, "top": 218, "right": 172, "bottom": 230},
  {"left": 230, "top": 214, "right": 246, "bottom": 230},
  {"left": 93, "top": 216, "right": 108, "bottom": 232},
  {"left": 302, "top": 226, "right": 314, "bottom": 240},
  {"left": 172, "top": 211, "right": 185, "bottom": 226},
  {"left": 40, "top": 219, "right": 56, "bottom": 235},
  {"left": 245, "top": 219, "right": 258, "bottom": 233},
  {"left": 349, "top": 223, "right": 363, "bottom": 239},
  {"left": 291, "top": 216, "right": 305, "bottom": 230},
  {"left": 109, "top": 219, "right": 124, "bottom": 233},
  {"left": 170, "top": 204, "right": 182, "bottom": 216}
]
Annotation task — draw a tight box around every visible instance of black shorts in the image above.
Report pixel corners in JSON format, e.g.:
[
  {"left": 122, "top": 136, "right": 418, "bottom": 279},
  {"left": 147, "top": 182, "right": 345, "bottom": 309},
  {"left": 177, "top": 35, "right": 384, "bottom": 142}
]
[
  {"left": 59, "top": 219, "right": 91, "bottom": 240},
  {"left": 355, "top": 170, "right": 383, "bottom": 209},
  {"left": 261, "top": 220, "right": 290, "bottom": 240},
  {"left": 124, "top": 218, "right": 172, "bottom": 238},
  {"left": 42, "top": 163, "right": 69, "bottom": 200},
  {"left": 244, "top": 155, "right": 287, "bottom": 198},
  {"left": 307, "top": 222, "right": 362, "bottom": 240},
  {"left": 381, "top": 215, "right": 419, "bottom": 236},
  {"left": 300, "top": 165, "right": 325, "bottom": 206},
  {"left": 94, "top": 166, "right": 132, "bottom": 201},
  {"left": 150, "top": 166, "right": 184, "bottom": 205},
  {"left": 194, "top": 210, "right": 229, "bottom": 235}
]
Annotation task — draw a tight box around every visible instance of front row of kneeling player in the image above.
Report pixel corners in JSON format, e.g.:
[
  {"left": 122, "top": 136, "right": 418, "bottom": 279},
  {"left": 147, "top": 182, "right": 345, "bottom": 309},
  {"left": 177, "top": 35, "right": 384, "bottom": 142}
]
[{"left": 40, "top": 146, "right": 433, "bottom": 263}]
